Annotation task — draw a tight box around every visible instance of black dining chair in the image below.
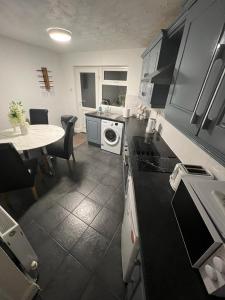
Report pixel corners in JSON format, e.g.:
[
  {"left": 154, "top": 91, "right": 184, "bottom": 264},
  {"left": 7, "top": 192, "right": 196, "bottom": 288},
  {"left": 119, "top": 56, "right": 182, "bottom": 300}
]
[
  {"left": 47, "top": 116, "right": 77, "bottom": 161},
  {"left": 0, "top": 143, "right": 39, "bottom": 200},
  {"left": 61, "top": 115, "right": 74, "bottom": 130},
  {"left": 29, "top": 109, "right": 48, "bottom": 125}
]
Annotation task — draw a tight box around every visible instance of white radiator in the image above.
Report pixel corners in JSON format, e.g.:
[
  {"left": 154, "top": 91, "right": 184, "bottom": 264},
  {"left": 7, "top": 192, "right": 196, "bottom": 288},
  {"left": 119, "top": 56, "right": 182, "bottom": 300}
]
[{"left": 0, "top": 205, "right": 38, "bottom": 273}]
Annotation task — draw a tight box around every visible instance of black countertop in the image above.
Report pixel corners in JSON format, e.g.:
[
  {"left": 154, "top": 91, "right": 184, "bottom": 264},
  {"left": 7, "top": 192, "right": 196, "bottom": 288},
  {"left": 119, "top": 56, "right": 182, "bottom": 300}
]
[
  {"left": 125, "top": 117, "right": 217, "bottom": 300},
  {"left": 85, "top": 111, "right": 126, "bottom": 123}
]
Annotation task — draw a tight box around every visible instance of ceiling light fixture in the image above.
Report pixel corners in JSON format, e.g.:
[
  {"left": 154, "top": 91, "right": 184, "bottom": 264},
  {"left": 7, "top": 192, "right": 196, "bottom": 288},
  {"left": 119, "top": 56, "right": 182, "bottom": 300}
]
[{"left": 47, "top": 27, "right": 72, "bottom": 42}]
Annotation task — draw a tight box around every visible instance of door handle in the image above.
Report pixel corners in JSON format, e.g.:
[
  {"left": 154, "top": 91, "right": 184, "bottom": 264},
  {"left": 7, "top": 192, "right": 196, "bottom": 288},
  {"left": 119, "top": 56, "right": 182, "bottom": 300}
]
[{"left": 190, "top": 28, "right": 225, "bottom": 125}]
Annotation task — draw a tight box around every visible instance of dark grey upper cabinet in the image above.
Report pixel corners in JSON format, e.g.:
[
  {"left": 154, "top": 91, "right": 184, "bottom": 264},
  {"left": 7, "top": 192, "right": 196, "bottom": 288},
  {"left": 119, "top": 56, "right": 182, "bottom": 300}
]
[
  {"left": 139, "top": 22, "right": 185, "bottom": 109},
  {"left": 198, "top": 52, "right": 225, "bottom": 160},
  {"left": 165, "top": 0, "right": 225, "bottom": 136},
  {"left": 139, "top": 39, "right": 162, "bottom": 106}
]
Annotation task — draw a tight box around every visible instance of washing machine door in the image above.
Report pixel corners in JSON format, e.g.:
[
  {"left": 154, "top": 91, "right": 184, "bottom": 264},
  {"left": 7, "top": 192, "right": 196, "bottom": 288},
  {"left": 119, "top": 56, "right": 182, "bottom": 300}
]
[{"left": 104, "top": 127, "right": 120, "bottom": 146}]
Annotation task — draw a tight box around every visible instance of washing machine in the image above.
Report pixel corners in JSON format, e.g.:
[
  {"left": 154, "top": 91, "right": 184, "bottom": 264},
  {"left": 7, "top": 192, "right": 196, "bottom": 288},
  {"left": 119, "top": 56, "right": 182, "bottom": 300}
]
[{"left": 101, "top": 119, "right": 124, "bottom": 155}]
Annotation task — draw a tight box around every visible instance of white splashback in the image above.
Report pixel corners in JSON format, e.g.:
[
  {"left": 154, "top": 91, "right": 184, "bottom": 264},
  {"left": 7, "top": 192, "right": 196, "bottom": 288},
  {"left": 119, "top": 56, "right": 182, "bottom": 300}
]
[{"left": 151, "top": 110, "right": 225, "bottom": 180}]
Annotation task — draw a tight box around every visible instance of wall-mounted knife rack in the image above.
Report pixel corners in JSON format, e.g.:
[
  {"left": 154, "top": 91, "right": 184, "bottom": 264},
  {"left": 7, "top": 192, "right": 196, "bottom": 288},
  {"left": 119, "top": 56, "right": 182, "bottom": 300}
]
[{"left": 36, "top": 67, "right": 53, "bottom": 91}]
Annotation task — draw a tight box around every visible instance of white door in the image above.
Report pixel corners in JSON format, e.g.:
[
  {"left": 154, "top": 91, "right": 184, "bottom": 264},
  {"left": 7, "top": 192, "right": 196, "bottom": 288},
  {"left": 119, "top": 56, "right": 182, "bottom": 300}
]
[{"left": 74, "top": 67, "right": 99, "bottom": 132}]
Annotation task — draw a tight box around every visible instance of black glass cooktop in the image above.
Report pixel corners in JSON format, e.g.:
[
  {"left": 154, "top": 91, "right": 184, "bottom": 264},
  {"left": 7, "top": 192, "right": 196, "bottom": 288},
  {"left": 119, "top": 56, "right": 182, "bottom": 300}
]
[{"left": 133, "top": 136, "right": 177, "bottom": 173}]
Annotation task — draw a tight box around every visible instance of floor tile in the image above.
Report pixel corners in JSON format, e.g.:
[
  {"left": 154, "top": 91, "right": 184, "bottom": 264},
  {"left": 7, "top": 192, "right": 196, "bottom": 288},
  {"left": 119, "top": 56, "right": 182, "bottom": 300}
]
[
  {"left": 85, "top": 165, "right": 106, "bottom": 183},
  {"left": 19, "top": 193, "right": 56, "bottom": 225},
  {"left": 110, "top": 167, "right": 123, "bottom": 180},
  {"left": 71, "top": 227, "right": 109, "bottom": 272},
  {"left": 22, "top": 220, "right": 49, "bottom": 251},
  {"left": 105, "top": 189, "right": 124, "bottom": 218},
  {"left": 48, "top": 177, "right": 75, "bottom": 196},
  {"left": 80, "top": 276, "right": 117, "bottom": 300},
  {"left": 101, "top": 173, "right": 122, "bottom": 187},
  {"left": 36, "top": 204, "right": 69, "bottom": 233},
  {"left": 51, "top": 214, "right": 87, "bottom": 250},
  {"left": 57, "top": 190, "right": 85, "bottom": 212},
  {"left": 111, "top": 224, "right": 122, "bottom": 249},
  {"left": 75, "top": 177, "right": 97, "bottom": 196},
  {"left": 73, "top": 197, "right": 102, "bottom": 224},
  {"left": 91, "top": 207, "right": 121, "bottom": 239},
  {"left": 88, "top": 183, "right": 114, "bottom": 206},
  {"left": 36, "top": 237, "right": 67, "bottom": 289},
  {"left": 41, "top": 254, "right": 91, "bottom": 300},
  {"left": 15, "top": 141, "right": 125, "bottom": 300},
  {"left": 96, "top": 245, "right": 125, "bottom": 299}
]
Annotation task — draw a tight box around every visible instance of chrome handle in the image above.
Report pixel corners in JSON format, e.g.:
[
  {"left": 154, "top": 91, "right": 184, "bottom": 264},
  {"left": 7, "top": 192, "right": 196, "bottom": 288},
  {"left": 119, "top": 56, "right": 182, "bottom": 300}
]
[
  {"left": 190, "top": 36, "right": 225, "bottom": 125},
  {"left": 201, "top": 66, "right": 225, "bottom": 130}
]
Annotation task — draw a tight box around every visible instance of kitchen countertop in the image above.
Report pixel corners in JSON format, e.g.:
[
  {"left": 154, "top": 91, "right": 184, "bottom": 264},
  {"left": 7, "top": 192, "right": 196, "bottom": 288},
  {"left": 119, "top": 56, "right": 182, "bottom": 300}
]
[
  {"left": 125, "top": 117, "right": 217, "bottom": 300},
  {"left": 85, "top": 111, "right": 126, "bottom": 123}
]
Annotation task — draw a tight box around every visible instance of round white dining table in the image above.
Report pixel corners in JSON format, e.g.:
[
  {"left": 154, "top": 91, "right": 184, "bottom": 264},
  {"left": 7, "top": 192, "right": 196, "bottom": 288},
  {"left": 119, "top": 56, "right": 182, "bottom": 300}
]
[
  {"left": 0, "top": 124, "right": 65, "bottom": 151},
  {"left": 0, "top": 125, "right": 65, "bottom": 175}
]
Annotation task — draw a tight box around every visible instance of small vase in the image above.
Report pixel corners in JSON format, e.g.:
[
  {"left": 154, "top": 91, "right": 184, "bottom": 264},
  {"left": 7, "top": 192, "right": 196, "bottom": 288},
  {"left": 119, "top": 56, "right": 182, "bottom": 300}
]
[{"left": 20, "top": 123, "right": 29, "bottom": 135}]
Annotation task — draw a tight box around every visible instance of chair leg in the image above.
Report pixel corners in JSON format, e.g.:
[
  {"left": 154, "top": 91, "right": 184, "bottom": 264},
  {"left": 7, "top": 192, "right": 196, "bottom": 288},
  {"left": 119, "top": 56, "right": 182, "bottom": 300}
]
[
  {"left": 37, "top": 165, "right": 44, "bottom": 183},
  {"left": 31, "top": 186, "right": 38, "bottom": 201},
  {"left": 72, "top": 152, "right": 76, "bottom": 162},
  {"left": 41, "top": 147, "right": 55, "bottom": 176}
]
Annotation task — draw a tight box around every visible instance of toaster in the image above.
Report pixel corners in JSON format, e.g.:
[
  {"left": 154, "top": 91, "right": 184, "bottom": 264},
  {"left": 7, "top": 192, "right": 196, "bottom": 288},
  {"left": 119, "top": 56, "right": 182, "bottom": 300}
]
[{"left": 169, "top": 163, "right": 214, "bottom": 191}]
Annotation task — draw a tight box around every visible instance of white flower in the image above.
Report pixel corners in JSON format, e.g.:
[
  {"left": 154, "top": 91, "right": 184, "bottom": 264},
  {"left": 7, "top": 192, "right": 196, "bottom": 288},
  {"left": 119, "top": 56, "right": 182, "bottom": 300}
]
[{"left": 8, "top": 101, "right": 25, "bottom": 125}]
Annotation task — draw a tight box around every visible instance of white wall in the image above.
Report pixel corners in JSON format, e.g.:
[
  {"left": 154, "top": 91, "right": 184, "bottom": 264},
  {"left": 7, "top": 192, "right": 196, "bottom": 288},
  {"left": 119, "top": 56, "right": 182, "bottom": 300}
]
[
  {"left": 0, "top": 35, "right": 63, "bottom": 129},
  {"left": 150, "top": 110, "right": 225, "bottom": 180},
  {"left": 0, "top": 36, "right": 144, "bottom": 132},
  {"left": 59, "top": 48, "right": 144, "bottom": 131}
]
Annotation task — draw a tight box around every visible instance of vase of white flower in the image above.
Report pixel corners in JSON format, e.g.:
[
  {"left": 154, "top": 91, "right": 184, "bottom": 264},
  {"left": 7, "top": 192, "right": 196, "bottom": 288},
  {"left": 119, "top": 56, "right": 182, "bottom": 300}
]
[
  {"left": 8, "top": 101, "right": 27, "bottom": 134},
  {"left": 19, "top": 122, "right": 29, "bottom": 135}
]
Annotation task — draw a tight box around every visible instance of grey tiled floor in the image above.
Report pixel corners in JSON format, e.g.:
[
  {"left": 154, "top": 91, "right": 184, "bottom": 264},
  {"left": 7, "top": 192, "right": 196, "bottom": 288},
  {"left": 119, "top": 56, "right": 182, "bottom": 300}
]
[{"left": 9, "top": 141, "right": 125, "bottom": 300}]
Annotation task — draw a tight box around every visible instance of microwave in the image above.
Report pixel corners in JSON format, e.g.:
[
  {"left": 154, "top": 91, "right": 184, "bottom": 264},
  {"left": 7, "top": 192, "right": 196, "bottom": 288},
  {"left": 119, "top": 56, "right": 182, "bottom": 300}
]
[{"left": 172, "top": 177, "right": 225, "bottom": 297}]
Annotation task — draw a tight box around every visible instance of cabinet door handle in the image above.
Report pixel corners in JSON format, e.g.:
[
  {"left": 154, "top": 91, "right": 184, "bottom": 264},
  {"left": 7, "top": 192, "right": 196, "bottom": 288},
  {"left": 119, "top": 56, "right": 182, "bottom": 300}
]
[
  {"left": 201, "top": 66, "right": 225, "bottom": 130},
  {"left": 190, "top": 29, "right": 225, "bottom": 125}
]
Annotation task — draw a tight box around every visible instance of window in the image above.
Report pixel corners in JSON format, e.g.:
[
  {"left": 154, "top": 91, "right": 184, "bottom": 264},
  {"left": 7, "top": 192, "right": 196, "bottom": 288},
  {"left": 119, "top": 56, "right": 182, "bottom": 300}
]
[
  {"left": 104, "top": 70, "right": 127, "bottom": 81},
  {"left": 80, "top": 73, "right": 96, "bottom": 108},
  {"left": 100, "top": 67, "right": 128, "bottom": 107}
]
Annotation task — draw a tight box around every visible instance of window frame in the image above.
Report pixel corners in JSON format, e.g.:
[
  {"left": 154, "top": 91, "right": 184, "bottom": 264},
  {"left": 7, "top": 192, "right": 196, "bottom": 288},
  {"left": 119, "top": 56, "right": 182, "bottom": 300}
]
[{"left": 99, "top": 66, "right": 128, "bottom": 109}]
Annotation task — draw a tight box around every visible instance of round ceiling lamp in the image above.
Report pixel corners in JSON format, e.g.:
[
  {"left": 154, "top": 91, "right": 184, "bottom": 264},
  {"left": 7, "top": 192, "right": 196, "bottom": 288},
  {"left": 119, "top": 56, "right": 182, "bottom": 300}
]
[{"left": 47, "top": 27, "right": 72, "bottom": 42}]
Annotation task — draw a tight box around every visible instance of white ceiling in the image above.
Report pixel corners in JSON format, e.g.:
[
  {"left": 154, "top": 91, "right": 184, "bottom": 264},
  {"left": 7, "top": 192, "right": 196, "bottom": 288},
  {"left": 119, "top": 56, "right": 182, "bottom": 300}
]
[{"left": 0, "top": 0, "right": 182, "bottom": 53}]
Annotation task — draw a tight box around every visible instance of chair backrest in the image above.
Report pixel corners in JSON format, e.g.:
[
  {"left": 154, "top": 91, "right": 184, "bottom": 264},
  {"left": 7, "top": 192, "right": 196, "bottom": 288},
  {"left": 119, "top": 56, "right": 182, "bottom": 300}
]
[
  {"left": 64, "top": 116, "right": 78, "bottom": 159},
  {"left": 61, "top": 115, "right": 74, "bottom": 130},
  {"left": 29, "top": 109, "right": 48, "bottom": 125},
  {"left": 0, "top": 143, "right": 34, "bottom": 193}
]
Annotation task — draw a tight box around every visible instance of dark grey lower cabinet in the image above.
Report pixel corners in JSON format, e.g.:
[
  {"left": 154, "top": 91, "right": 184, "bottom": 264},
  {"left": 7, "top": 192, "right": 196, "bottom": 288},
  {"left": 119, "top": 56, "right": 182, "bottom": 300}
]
[
  {"left": 132, "top": 280, "right": 145, "bottom": 300},
  {"left": 86, "top": 116, "right": 101, "bottom": 145}
]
